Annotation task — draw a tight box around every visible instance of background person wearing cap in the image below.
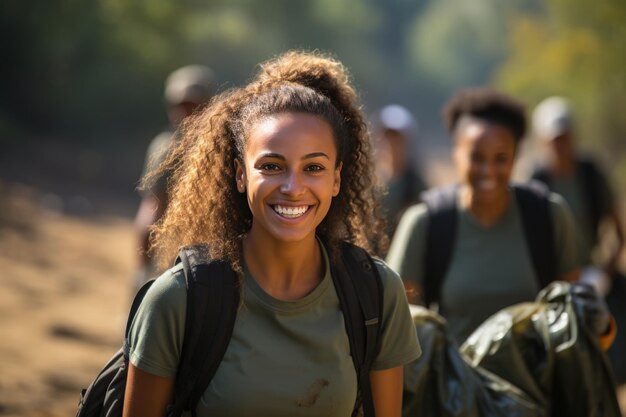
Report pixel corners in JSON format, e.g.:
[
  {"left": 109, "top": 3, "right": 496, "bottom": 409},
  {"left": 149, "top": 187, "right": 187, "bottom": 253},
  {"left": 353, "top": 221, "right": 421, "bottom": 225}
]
[
  {"left": 530, "top": 96, "right": 624, "bottom": 286},
  {"left": 132, "top": 65, "right": 216, "bottom": 291},
  {"left": 530, "top": 96, "right": 626, "bottom": 382},
  {"left": 372, "top": 104, "right": 427, "bottom": 243}
]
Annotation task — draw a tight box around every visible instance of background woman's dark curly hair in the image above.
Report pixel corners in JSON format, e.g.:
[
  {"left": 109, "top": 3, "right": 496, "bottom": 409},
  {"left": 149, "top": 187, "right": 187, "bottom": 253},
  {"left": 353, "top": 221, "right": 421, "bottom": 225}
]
[
  {"left": 442, "top": 87, "right": 528, "bottom": 143},
  {"left": 142, "top": 51, "right": 387, "bottom": 273}
]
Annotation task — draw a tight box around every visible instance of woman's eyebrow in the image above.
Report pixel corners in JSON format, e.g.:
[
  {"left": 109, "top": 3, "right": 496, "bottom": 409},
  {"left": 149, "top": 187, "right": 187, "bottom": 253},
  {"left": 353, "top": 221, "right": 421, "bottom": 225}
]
[
  {"left": 302, "top": 152, "right": 329, "bottom": 160},
  {"left": 259, "top": 152, "right": 285, "bottom": 160},
  {"left": 258, "top": 152, "right": 330, "bottom": 160}
]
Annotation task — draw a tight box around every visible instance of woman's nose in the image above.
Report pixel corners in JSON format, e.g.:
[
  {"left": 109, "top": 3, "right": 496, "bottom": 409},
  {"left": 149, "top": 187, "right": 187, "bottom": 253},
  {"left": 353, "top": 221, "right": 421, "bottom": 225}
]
[
  {"left": 478, "top": 161, "right": 495, "bottom": 176},
  {"left": 280, "top": 171, "right": 305, "bottom": 196}
]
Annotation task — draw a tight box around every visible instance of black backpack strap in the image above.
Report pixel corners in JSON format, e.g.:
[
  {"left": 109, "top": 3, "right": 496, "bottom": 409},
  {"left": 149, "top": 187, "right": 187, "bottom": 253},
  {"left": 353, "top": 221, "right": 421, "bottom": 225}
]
[
  {"left": 421, "top": 185, "right": 459, "bottom": 307},
  {"left": 327, "top": 239, "right": 383, "bottom": 417},
  {"left": 530, "top": 165, "right": 553, "bottom": 189},
  {"left": 576, "top": 158, "right": 603, "bottom": 240},
  {"left": 167, "top": 244, "right": 240, "bottom": 417},
  {"left": 513, "top": 182, "right": 557, "bottom": 289}
]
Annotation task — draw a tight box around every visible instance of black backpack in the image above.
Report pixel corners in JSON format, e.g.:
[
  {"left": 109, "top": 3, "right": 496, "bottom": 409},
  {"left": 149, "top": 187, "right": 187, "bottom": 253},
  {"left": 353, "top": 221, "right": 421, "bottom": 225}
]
[
  {"left": 421, "top": 183, "right": 557, "bottom": 307},
  {"left": 531, "top": 157, "right": 607, "bottom": 246},
  {"left": 76, "top": 240, "right": 383, "bottom": 417}
]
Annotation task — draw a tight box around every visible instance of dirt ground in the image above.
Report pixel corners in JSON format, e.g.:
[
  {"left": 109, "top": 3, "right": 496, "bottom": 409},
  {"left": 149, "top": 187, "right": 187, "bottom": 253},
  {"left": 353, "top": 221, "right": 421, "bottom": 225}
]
[
  {"left": 0, "top": 183, "right": 134, "bottom": 417},
  {"left": 1, "top": 178, "right": 625, "bottom": 416}
]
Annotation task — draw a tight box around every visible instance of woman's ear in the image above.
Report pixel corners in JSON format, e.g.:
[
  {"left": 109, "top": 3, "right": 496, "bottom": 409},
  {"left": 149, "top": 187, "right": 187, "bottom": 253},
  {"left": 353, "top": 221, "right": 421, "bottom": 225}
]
[
  {"left": 234, "top": 159, "right": 246, "bottom": 193},
  {"left": 332, "top": 162, "right": 342, "bottom": 197}
]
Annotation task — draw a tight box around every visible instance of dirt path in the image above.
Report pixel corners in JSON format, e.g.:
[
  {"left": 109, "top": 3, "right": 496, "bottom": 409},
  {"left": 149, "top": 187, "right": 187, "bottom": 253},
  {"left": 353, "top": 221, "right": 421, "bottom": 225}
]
[{"left": 0, "top": 184, "right": 134, "bottom": 417}]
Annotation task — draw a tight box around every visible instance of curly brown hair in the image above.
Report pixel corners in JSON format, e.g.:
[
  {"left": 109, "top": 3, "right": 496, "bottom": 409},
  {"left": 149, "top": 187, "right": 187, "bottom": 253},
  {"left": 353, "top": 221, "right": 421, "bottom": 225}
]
[
  {"left": 442, "top": 87, "right": 528, "bottom": 142},
  {"left": 142, "top": 51, "right": 386, "bottom": 273}
]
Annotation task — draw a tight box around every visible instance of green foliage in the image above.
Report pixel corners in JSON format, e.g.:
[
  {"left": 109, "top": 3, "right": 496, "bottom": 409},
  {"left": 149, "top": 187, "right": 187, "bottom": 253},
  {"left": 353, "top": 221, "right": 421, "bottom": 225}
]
[
  {"left": 495, "top": 0, "right": 626, "bottom": 188},
  {"left": 2, "top": 0, "right": 624, "bottom": 188},
  {"left": 1, "top": 0, "right": 393, "bottom": 141},
  {"left": 407, "top": 0, "right": 509, "bottom": 89}
]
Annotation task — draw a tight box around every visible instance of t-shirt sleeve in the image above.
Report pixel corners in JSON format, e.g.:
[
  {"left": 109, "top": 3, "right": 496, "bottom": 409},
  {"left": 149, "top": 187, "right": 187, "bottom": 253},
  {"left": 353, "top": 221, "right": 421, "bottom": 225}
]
[
  {"left": 370, "top": 260, "right": 421, "bottom": 370},
  {"left": 385, "top": 204, "right": 429, "bottom": 287},
  {"left": 549, "top": 193, "right": 582, "bottom": 275},
  {"left": 128, "top": 265, "right": 187, "bottom": 378}
]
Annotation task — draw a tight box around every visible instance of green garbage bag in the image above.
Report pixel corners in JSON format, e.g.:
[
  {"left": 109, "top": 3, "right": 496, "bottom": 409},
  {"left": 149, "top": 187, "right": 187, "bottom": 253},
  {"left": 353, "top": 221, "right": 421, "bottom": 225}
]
[
  {"left": 460, "top": 282, "right": 621, "bottom": 417},
  {"left": 403, "top": 306, "right": 544, "bottom": 417}
]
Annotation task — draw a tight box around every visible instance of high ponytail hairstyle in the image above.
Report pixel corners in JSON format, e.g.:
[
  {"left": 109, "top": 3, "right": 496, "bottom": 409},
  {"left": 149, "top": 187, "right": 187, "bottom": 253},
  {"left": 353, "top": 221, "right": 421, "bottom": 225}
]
[{"left": 143, "top": 51, "right": 386, "bottom": 273}]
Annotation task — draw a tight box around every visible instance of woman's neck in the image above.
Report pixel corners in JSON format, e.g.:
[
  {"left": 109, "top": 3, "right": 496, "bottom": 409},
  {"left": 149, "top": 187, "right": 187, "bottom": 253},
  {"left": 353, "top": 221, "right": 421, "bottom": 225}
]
[
  {"left": 242, "top": 232, "right": 324, "bottom": 301},
  {"left": 460, "top": 185, "right": 510, "bottom": 227}
]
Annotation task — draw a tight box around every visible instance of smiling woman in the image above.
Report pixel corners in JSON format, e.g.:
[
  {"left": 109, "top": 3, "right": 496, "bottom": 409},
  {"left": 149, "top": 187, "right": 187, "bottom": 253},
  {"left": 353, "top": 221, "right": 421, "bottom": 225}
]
[
  {"left": 125, "top": 51, "right": 420, "bottom": 417},
  {"left": 386, "top": 87, "right": 581, "bottom": 343}
]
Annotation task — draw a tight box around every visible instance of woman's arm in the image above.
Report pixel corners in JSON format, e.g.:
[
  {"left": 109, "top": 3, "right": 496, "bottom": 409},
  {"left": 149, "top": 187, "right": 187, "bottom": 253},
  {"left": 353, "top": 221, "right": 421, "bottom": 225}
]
[
  {"left": 123, "top": 363, "right": 175, "bottom": 417},
  {"left": 386, "top": 205, "right": 429, "bottom": 305},
  {"left": 370, "top": 366, "right": 403, "bottom": 417},
  {"left": 403, "top": 281, "right": 423, "bottom": 305}
]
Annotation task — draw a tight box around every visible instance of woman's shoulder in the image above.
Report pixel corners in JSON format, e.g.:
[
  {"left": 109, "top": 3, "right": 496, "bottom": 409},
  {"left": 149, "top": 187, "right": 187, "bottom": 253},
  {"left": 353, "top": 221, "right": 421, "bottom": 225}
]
[
  {"left": 402, "top": 202, "right": 429, "bottom": 222},
  {"left": 140, "top": 264, "right": 187, "bottom": 310},
  {"left": 371, "top": 258, "right": 404, "bottom": 291},
  {"left": 512, "top": 184, "right": 572, "bottom": 223},
  {"left": 394, "top": 202, "right": 430, "bottom": 234}
]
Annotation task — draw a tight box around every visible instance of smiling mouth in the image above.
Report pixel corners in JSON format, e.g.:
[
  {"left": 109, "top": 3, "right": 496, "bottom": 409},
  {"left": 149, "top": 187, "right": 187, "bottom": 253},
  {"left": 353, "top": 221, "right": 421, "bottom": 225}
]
[
  {"left": 272, "top": 204, "right": 311, "bottom": 218},
  {"left": 475, "top": 179, "right": 498, "bottom": 191}
]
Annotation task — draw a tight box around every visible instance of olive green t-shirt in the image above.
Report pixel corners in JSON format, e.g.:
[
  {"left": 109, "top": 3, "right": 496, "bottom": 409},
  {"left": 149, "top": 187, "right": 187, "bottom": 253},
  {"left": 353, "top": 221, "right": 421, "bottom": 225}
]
[
  {"left": 128, "top": 245, "right": 420, "bottom": 417},
  {"left": 386, "top": 188, "right": 580, "bottom": 343}
]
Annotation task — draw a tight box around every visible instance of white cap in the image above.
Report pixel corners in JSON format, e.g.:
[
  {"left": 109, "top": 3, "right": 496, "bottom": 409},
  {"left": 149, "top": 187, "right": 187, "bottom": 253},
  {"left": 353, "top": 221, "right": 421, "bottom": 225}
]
[
  {"left": 377, "top": 105, "right": 418, "bottom": 138},
  {"left": 164, "top": 65, "right": 216, "bottom": 105},
  {"left": 532, "top": 96, "right": 573, "bottom": 140}
]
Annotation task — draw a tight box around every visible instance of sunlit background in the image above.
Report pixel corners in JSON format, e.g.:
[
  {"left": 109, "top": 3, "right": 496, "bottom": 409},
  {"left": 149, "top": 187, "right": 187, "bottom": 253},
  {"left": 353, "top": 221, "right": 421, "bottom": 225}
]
[{"left": 1, "top": 0, "right": 625, "bottom": 415}]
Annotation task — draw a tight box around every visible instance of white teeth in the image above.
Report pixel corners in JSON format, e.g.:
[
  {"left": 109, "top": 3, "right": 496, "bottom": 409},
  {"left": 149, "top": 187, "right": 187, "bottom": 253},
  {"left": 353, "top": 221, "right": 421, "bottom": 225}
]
[
  {"left": 478, "top": 180, "right": 497, "bottom": 190},
  {"left": 273, "top": 205, "right": 309, "bottom": 218}
]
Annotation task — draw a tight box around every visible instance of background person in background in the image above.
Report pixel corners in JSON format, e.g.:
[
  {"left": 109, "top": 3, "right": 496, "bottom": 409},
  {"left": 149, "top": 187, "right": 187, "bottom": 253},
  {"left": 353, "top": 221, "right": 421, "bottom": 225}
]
[
  {"left": 531, "top": 96, "right": 625, "bottom": 289},
  {"left": 132, "top": 65, "right": 216, "bottom": 291},
  {"left": 372, "top": 105, "right": 427, "bottom": 242},
  {"left": 386, "top": 88, "right": 581, "bottom": 343},
  {"left": 530, "top": 96, "right": 626, "bottom": 382}
]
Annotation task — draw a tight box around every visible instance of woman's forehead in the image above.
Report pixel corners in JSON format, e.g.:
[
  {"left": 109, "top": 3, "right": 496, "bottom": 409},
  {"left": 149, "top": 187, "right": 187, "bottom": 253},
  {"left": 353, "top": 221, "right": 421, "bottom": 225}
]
[
  {"left": 455, "top": 118, "right": 516, "bottom": 148},
  {"left": 245, "top": 113, "right": 337, "bottom": 155}
]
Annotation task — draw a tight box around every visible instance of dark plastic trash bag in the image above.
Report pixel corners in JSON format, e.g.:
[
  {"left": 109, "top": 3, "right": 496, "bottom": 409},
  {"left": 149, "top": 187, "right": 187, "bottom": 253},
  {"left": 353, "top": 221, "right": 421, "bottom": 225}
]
[
  {"left": 403, "top": 306, "right": 544, "bottom": 417},
  {"left": 460, "top": 282, "right": 621, "bottom": 417}
]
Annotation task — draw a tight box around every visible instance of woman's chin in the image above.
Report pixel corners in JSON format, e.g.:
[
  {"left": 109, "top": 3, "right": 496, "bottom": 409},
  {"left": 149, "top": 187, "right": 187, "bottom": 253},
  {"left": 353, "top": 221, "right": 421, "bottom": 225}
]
[{"left": 471, "top": 187, "right": 507, "bottom": 204}]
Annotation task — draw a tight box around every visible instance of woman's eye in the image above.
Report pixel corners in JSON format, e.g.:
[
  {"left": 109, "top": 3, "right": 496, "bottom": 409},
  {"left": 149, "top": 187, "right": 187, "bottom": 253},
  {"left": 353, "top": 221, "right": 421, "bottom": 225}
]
[
  {"left": 260, "top": 163, "right": 281, "bottom": 172},
  {"left": 305, "top": 164, "right": 324, "bottom": 172}
]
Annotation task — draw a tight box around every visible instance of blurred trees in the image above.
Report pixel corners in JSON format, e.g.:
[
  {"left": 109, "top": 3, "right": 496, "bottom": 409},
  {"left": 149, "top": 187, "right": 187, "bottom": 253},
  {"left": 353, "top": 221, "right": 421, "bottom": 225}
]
[
  {"left": 0, "top": 0, "right": 439, "bottom": 144},
  {"left": 496, "top": 0, "right": 626, "bottom": 185},
  {"left": 1, "top": 0, "right": 624, "bottom": 182},
  {"left": 0, "top": 0, "right": 189, "bottom": 139}
]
